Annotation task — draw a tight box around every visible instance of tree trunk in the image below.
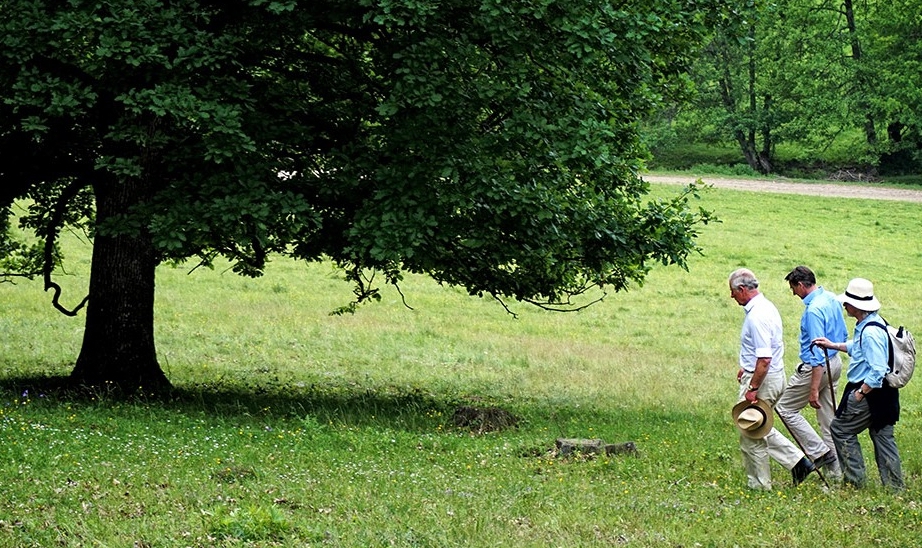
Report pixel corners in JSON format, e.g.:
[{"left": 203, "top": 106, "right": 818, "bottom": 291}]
[
  {"left": 69, "top": 178, "right": 170, "bottom": 393},
  {"left": 843, "top": 0, "right": 877, "bottom": 145},
  {"left": 758, "top": 94, "right": 773, "bottom": 173},
  {"left": 887, "top": 121, "right": 904, "bottom": 143},
  {"left": 716, "top": 34, "right": 768, "bottom": 175},
  {"left": 734, "top": 25, "right": 771, "bottom": 175},
  {"left": 736, "top": 131, "right": 761, "bottom": 172}
]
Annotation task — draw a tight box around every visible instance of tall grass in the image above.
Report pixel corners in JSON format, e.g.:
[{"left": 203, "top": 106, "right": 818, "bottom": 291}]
[{"left": 1, "top": 184, "right": 920, "bottom": 547}]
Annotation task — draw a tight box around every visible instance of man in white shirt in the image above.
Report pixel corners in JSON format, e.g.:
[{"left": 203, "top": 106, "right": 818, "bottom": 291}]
[{"left": 729, "top": 268, "right": 815, "bottom": 490}]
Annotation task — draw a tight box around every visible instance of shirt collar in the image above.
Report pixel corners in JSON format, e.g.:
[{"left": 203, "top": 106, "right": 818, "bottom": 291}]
[
  {"left": 856, "top": 311, "right": 881, "bottom": 328},
  {"left": 744, "top": 292, "right": 764, "bottom": 313},
  {"left": 802, "top": 286, "right": 821, "bottom": 306}
]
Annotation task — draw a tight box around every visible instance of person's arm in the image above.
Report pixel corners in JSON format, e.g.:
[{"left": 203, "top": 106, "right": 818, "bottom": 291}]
[
  {"left": 803, "top": 309, "right": 827, "bottom": 363},
  {"left": 745, "top": 357, "right": 771, "bottom": 403},
  {"left": 811, "top": 337, "right": 847, "bottom": 353},
  {"left": 855, "top": 324, "right": 889, "bottom": 401},
  {"left": 803, "top": 310, "right": 827, "bottom": 408}
]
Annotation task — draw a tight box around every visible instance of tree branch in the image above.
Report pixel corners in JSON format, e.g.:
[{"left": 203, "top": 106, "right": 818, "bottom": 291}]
[
  {"left": 524, "top": 291, "right": 607, "bottom": 312},
  {"left": 393, "top": 281, "right": 414, "bottom": 311},
  {"left": 43, "top": 180, "right": 91, "bottom": 316},
  {"left": 491, "top": 293, "right": 519, "bottom": 319}
]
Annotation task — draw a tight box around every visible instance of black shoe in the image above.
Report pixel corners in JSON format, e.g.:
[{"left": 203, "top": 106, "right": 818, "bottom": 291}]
[
  {"left": 792, "top": 457, "right": 815, "bottom": 486},
  {"left": 814, "top": 451, "right": 837, "bottom": 470}
]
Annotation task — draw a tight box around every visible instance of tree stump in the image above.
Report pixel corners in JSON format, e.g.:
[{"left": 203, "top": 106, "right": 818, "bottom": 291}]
[{"left": 555, "top": 438, "right": 637, "bottom": 457}]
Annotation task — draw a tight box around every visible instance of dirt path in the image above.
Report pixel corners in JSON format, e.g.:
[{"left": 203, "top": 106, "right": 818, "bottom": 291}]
[{"left": 643, "top": 174, "right": 922, "bottom": 203}]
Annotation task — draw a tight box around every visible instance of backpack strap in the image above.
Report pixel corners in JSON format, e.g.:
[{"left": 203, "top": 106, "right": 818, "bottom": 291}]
[{"left": 859, "top": 320, "right": 895, "bottom": 369}]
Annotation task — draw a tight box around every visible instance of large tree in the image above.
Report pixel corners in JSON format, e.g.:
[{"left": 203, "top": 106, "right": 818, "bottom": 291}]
[
  {"left": 855, "top": 0, "right": 922, "bottom": 172},
  {"left": 1, "top": 0, "right": 715, "bottom": 393}
]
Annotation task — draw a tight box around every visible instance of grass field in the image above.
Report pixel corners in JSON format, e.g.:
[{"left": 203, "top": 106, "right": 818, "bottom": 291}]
[{"left": 1, "top": 183, "right": 921, "bottom": 547}]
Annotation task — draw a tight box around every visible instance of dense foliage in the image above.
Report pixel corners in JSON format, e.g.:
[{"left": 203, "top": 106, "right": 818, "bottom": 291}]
[
  {"left": 648, "top": 0, "right": 922, "bottom": 175},
  {"left": 1, "top": 0, "right": 716, "bottom": 390}
]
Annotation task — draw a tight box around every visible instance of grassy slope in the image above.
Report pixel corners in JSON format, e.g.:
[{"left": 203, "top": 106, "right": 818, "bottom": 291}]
[{"left": 1, "top": 185, "right": 920, "bottom": 547}]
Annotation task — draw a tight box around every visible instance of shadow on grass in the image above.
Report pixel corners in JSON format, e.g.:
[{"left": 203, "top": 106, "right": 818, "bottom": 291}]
[
  {"left": 0, "top": 374, "right": 503, "bottom": 434},
  {"left": 0, "top": 374, "right": 725, "bottom": 446}
]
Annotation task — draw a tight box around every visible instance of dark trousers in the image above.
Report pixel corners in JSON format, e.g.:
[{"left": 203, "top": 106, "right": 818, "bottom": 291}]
[{"left": 831, "top": 390, "right": 904, "bottom": 490}]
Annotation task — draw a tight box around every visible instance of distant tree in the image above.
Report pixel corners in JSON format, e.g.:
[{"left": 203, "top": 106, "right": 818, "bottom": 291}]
[
  {"left": 767, "top": 0, "right": 922, "bottom": 172},
  {"left": 656, "top": 0, "right": 922, "bottom": 174},
  {"left": 857, "top": 0, "right": 922, "bottom": 172},
  {"left": 1, "top": 0, "right": 715, "bottom": 392},
  {"left": 668, "top": 0, "right": 800, "bottom": 174}
]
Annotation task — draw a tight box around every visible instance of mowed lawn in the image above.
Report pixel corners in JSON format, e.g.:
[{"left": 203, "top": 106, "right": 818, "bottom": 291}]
[{"left": 1, "top": 183, "right": 920, "bottom": 547}]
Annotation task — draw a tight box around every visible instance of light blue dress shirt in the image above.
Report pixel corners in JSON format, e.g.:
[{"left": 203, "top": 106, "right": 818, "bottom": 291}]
[
  {"left": 845, "top": 312, "right": 890, "bottom": 388},
  {"left": 799, "top": 287, "right": 848, "bottom": 366}
]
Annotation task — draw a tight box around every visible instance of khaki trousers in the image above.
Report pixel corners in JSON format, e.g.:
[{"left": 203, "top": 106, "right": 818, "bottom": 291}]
[
  {"left": 738, "top": 370, "right": 805, "bottom": 490},
  {"left": 776, "top": 355, "right": 841, "bottom": 474}
]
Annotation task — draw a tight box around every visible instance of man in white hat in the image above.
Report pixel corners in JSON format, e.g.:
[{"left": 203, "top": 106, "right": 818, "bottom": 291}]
[
  {"left": 728, "top": 268, "right": 814, "bottom": 490},
  {"left": 812, "top": 278, "right": 904, "bottom": 490}
]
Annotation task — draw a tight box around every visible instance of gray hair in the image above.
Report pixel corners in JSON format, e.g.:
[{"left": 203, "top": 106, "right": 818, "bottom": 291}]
[{"left": 729, "top": 268, "right": 759, "bottom": 291}]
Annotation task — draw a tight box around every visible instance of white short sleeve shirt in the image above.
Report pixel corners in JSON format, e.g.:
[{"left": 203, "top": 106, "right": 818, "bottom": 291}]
[{"left": 739, "top": 293, "right": 785, "bottom": 374}]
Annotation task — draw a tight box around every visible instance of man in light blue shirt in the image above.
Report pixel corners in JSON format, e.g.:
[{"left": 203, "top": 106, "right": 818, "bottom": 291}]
[
  {"left": 813, "top": 278, "right": 903, "bottom": 490},
  {"left": 777, "top": 266, "right": 848, "bottom": 478}
]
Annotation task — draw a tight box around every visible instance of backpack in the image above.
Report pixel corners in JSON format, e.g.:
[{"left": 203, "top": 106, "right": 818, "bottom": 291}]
[{"left": 860, "top": 320, "right": 916, "bottom": 389}]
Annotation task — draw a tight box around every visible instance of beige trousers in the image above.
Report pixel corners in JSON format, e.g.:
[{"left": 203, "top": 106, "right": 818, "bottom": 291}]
[
  {"left": 776, "top": 355, "right": 841, "bottom": 467},
  {"left": 738, "top": 370, "right": 805, "bottom": 490}
]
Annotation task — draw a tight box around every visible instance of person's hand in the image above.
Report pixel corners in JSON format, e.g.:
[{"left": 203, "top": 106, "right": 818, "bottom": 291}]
[
  {"left": 809, "top": 389, "right": 821, "bottom": 409},
  {"left": 737, "top": 369, "right": 744, "bottom": 382},
  {"left": 744, "top": 389, "right": 758, "bottom": 403},
  {"left": 811, "top": 337, "right": 831, "bottom": 349}
]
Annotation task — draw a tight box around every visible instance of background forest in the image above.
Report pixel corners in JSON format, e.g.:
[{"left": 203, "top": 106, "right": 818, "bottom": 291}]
[{"left": 644, "top": 0, "right": 922, "bottom": 182}]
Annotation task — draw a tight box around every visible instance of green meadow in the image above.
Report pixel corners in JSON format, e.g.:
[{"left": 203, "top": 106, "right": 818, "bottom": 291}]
[{"left": 1, "top": 182, "right": 920, "bottom": 547}]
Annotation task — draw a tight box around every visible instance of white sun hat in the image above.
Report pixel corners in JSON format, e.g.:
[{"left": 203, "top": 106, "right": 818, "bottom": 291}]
[{"left": 837, "top": 278, "right": 881, "bottom": 312}]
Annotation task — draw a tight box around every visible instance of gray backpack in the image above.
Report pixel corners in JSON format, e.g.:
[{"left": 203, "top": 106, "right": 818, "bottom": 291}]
[{"left": 861, "top": 320, "right": 916, "bottom": 389}]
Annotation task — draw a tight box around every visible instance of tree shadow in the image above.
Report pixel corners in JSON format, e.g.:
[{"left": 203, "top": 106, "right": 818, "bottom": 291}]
[{"left": 0, "top": 374, "right": 519, "bottom": 434}]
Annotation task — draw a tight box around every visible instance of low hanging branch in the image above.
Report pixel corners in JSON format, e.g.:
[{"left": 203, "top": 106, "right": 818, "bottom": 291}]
[
  {"left": 520, "top": 276, "right": 609, "bottom": 313},
  {"left": 43, "top": 180, "right": 90, "bottom": 316},
  {"left": 491, "top": 283, "right": 608, "bottom": 318},
  {"left": 331, "top": 264, "right": 414, "bottom": 316},
  {"left": 523, "top": 291, "right": 608, "bottom": 313}
]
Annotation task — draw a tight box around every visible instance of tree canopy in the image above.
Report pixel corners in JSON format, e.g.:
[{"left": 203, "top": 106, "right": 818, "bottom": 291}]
[{"left": 1, "top": 0, "right": 716, "bottom": 392}]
